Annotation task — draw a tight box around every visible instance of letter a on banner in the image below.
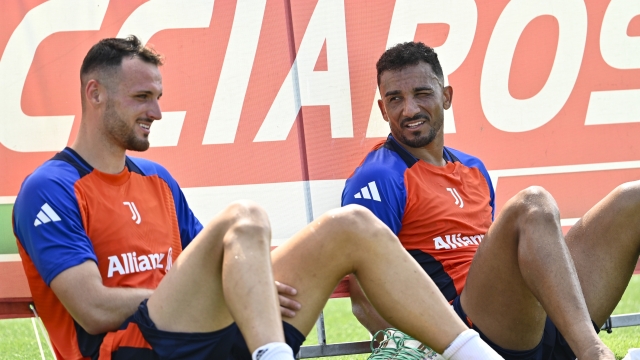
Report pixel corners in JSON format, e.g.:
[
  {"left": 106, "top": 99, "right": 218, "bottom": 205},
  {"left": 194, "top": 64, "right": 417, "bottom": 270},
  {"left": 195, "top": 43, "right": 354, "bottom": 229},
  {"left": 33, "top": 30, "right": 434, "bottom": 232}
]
[
  {"left": 366, "top": 0, "right": 477, "bottom": 137},
  {"left": 117, "top": 0, "right": 215, "bottom": 147},
  {"left": 254, "top": 0, "right": 353, "bottom": 142},
  {"left": 0, "top": 0, "right": 108, "bottom": 152}
]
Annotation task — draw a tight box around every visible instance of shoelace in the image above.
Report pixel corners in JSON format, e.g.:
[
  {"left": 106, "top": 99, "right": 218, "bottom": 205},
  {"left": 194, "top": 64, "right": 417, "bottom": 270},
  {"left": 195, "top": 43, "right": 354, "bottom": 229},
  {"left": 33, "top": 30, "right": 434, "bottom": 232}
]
[
  {"left": 368, "top": 328, "right": 438, "bottom": 360},
  {"left": 368, "top": 329, "right": 403, "bottom": 360}
]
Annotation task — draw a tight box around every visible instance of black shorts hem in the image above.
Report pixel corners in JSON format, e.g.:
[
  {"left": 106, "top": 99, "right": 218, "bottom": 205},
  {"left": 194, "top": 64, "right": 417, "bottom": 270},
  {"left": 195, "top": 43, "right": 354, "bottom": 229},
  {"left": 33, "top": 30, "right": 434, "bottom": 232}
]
[
  {"left": 118, "top": 299, "right": 307, "bottom": 360},
  {"left": 451, "top": 295, "right": 593, "bottom": 360}
]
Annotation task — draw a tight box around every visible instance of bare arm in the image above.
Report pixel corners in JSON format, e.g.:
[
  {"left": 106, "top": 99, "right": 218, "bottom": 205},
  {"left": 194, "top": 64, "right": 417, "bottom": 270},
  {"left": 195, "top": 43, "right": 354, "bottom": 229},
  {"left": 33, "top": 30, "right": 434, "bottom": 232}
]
[
  {"left": 50, "top": 260, "right": 153, "bottom": 335},
  {"left": 349, "top": 274, "right": 392, "bottom": 334}
]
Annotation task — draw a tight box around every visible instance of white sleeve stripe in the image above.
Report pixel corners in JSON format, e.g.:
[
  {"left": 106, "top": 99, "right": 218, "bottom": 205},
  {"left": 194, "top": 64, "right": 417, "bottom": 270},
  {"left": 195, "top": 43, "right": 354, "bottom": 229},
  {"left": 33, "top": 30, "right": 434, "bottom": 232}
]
[
  {"left": 37, "top": 211, "right": 51, "bottom": 223},
  {"left": 361, "top": 186, "right": 371, "bottom": 199},
  {"left": 41, "top": 203, "right": 61, "bottom": 221},
  {"left": 368, "top": 181, "right": 381, "bottom": 201}
]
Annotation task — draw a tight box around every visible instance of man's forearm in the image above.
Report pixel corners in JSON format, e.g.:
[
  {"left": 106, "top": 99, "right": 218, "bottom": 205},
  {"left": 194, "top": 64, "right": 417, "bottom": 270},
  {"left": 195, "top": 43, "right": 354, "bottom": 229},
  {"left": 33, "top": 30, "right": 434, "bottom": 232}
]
[
  {"left": 51, "top": 261, "right": 154, "bottom": 335},
  {"left": 78, "top": 286, "right": 154, "bottom": 334}
]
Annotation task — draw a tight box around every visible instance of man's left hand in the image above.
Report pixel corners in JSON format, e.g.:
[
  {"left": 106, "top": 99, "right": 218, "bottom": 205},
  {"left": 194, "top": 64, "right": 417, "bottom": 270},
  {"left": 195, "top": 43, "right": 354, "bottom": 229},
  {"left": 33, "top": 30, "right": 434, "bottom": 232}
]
[{"left": 275, "top": 281, "right": 301, "bottom": 318}]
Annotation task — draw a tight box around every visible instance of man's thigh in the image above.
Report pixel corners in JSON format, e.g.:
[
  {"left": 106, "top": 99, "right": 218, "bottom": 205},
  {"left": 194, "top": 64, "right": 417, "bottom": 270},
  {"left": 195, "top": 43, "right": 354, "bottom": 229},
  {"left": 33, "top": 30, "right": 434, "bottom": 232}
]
[
  {"left": 460, "top": 191, "right": 558, "bottom": 351},
  {"left": 146, "top": 207, "right": 236, "bottom": 334},
  {"left": 271, "top": 206, "right": 394, "bottom": 337},
  {"left": 565, "top": 181, "right": 640, "bottom": 326},
  {"left": 271, "top": 210, "right": 355, "bottom": 336}
]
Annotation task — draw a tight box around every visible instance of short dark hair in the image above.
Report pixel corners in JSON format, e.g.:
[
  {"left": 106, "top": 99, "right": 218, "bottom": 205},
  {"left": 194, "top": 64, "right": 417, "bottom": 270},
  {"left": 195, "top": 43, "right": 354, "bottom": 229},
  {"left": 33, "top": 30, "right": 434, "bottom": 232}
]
[
  {"left": 80, "top": 35, "right": 164, "bottom": 81},
  {"left": 376, "top": 42, "right": 443, "bottom": 85}
]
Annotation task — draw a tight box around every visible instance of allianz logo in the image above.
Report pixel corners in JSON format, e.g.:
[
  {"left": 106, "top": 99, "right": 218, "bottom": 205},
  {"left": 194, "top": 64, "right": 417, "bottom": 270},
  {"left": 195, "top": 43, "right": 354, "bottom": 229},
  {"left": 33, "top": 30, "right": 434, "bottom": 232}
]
[
  {"left": 433, "top": 234, "right": 484, "bottom": 250},
  {"left": 107, "top": 248, "right": 173, "bottom": 278}
]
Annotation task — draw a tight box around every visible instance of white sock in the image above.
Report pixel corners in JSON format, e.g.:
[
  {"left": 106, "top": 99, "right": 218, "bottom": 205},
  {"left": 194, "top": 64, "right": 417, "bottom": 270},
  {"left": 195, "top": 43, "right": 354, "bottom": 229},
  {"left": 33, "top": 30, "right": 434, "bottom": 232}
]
[
  {"left": 442, "top": 329, "right": 504, "bottom": 360},
  {"left": 252, "top": 342, "right": 295, "bottom": 360}
]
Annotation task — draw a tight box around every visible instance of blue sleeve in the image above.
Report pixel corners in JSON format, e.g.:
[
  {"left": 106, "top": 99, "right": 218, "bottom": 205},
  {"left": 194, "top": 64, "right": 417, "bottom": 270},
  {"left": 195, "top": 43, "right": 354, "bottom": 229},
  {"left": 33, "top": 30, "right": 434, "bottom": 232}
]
[
  {"left": 129, "top": 158, "right": 203, "bottom": 248},
  {"left": 172, "top": 185, "right": 203, "bottom": 249},
  {"left": 341, "top": 163, "right": 406, "bottom": 235},
  {"left": 13, "top": 164, "right": 97, "bottom": 286}
]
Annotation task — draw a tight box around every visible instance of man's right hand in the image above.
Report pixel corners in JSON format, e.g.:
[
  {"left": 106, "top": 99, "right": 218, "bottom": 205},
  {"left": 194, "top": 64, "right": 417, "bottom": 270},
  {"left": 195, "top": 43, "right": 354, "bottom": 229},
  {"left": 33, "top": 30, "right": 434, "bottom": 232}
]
[{"left": 275, "top": 280, "right": 301, "bottom": 318}]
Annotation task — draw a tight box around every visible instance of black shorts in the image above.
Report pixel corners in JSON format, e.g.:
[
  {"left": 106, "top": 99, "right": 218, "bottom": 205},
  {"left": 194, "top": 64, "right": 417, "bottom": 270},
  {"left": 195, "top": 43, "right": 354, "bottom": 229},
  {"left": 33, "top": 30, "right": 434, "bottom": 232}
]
[
  {"left": 452, "top": 295, "right": 600, "bottom": 360},
  {"left": 101, "top": 299, "right": 306, "bottom": 360}
]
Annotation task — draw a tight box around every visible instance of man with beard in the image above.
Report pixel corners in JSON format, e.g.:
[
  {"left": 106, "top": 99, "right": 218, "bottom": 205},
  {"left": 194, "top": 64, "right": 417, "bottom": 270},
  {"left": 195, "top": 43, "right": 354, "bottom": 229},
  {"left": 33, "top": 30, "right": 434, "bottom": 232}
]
[
  {"left": 343, "top": 41, "right": 640, "bottom": 360},
  {"left": 12, "top": 37, "right": 505, "bottom": 360}
]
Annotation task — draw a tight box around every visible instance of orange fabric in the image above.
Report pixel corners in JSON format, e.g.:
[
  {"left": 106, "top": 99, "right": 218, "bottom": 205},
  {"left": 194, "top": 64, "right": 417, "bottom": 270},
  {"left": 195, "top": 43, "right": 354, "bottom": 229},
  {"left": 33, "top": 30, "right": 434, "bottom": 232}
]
[
  {"left": 74, "top": 169, "right": 182, "bottom": 289},
  {"left": 19, "top": 167, "right": 183, "bottom": 359},
  {"left": 398, "top": 161, "right": 492, "bottom": 294},
  {"left": 18, "top": 242, "right": 86, "bottom": 359},
  {"left": 99, "top": 322, "right": 151, "bottom": 360}
]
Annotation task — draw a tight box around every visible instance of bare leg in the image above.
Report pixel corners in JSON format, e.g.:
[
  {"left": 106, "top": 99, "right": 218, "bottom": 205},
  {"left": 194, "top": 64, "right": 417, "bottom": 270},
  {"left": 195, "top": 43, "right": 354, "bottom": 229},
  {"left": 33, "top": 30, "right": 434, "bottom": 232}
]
[
  {"left": 271, "top": 205, "right": 468, "bottom": 354},
  {"left": 460, "top": 186, "right": 612, "bottom": 359},
  {"left": 146, "top": 200, "right": 284, "bottom": 353},
  {"left": 348, "top": 273, "right": 392, "bottom": 334},
  {"left": 566, "top": 181, "right": 640, "bottom": 325}
]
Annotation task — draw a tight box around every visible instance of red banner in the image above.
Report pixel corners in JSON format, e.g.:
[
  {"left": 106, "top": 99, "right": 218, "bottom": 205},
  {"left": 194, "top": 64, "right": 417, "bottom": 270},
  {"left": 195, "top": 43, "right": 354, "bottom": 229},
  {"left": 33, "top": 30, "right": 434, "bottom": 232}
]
[{"left": 2, "top": 0, "right": 639, "bottom": 233}]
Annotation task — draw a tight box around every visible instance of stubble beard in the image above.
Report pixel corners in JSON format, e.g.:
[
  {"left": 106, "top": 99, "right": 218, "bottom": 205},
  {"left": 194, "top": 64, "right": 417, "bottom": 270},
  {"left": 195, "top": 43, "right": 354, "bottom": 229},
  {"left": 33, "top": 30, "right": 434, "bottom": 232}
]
[
  {"left": 104, "top": 99, "right": 150, "bottom": 152},
  {"left": 393, "top": 114, "right": 441, "bottom": 149},
  {"left": 398, "top": 126, "right": 437, "bottom": 148}
]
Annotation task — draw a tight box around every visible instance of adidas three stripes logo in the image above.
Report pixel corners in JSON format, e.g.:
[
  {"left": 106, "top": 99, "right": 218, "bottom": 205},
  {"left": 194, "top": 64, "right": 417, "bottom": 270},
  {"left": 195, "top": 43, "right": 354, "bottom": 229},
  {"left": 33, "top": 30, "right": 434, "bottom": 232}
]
[
  {"left": 34, "top": 203, "right": 61, "bottom": 227},
  {"left": 353, "top": 181, "right": 381, "bottom": 202}
]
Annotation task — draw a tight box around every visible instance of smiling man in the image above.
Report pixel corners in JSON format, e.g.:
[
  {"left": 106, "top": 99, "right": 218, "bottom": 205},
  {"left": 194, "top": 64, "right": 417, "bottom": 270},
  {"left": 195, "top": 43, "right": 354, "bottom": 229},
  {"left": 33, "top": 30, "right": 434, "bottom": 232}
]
[
  {"left": 12, "top": 37, "right": 506, "bottom": 360},
  {"left": 343, "top": 42, "right": 640, "bottom": 360}
]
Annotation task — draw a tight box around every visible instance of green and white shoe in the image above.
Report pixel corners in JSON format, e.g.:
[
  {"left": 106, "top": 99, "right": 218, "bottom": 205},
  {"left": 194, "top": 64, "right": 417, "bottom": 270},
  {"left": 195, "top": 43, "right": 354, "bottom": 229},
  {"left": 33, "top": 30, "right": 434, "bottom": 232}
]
[{"left": 368, "top": 328, "right": 444, "bottom": 360}]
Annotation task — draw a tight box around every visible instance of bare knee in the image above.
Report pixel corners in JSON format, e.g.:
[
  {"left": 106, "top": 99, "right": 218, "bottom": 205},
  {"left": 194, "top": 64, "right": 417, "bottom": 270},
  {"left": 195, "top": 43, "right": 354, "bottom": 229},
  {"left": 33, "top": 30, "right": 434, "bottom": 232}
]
[
  {"left": 510, "top": 186, "right": 561, "bottom": 227},
  {"left": 610, "top": 181, "right": 640, "bottom": 212},
  {"left": 221, "top": 200, "right": 271, "bottom": 249},
  {"left": 320, "top": 205, "right": 394, "bottom": 246}
]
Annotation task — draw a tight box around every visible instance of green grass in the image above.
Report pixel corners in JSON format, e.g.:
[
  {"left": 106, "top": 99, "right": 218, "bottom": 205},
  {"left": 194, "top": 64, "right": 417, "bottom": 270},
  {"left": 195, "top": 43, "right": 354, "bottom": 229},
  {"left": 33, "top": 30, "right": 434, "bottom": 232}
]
[
  {"left": 1, "top": 278, "right": 638, "bottom": 359},
  {"left": 0, "top": 317, "right": 54, "bottom": 359},
  {"left": 303, "top": 298, "right": 370, "bottom": 360},
  {"left": 599, "top": 275, "right": 640, "bottom": 359},
  {"left": 0, "top": 204, "right": 17, "bottom": 255},
  {"left": 304, "top": 278, "right": 640, "bottom": 360}
]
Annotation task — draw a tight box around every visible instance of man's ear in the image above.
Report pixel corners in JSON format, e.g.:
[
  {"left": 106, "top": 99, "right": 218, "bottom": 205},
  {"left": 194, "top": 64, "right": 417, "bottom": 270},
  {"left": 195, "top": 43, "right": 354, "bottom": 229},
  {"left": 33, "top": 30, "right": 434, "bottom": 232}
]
[
  {"left": 84, "top": 79, "right": 105, "bottom": 108},
  {"left": 442, "top": 85, "right": 453, "bottom": 110},
  {"left": 377, "top": 98, "right": 389, "bottom": 122}
]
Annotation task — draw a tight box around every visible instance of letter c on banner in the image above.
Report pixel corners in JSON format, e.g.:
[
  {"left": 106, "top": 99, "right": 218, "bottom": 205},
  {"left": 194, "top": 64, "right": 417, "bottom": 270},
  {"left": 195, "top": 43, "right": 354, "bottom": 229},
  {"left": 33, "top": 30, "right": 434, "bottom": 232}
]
[
  {"left": 117, "top": 0, "right": 215, "bottom": 147},
  {"left": 480, "top": 0, "right": 587, "bottom": 132},
  {"left": 0, "top": 0, "right": 108, "bottom": 152}
]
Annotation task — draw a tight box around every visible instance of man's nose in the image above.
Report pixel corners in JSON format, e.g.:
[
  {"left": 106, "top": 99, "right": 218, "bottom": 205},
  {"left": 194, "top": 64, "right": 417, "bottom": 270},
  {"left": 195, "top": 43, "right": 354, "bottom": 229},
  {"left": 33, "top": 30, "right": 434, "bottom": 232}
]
[
  {"left": 148, "top": 100, "right": 162, "bottom": 121},
  {"left": 402, "top": 97, "right": 420, "bottom": 118}
]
